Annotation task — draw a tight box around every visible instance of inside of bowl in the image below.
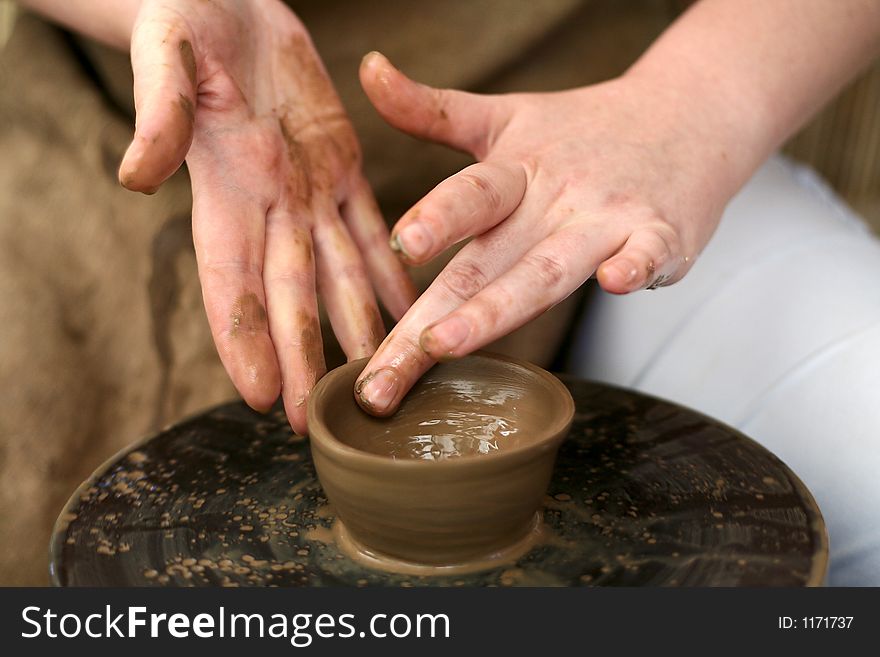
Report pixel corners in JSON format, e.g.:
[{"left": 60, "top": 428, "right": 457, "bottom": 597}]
[{"left": 319, "top": 354, "right": 569, "bottom": 460}]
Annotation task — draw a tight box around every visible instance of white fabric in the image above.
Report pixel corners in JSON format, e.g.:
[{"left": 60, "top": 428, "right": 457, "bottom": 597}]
[{"left": 569, "top": 155, "right": 880, "bottom": 586}]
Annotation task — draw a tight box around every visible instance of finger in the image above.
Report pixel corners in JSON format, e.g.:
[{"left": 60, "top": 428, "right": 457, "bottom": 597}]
[
  {"left": 313, "top": 209, "right": 387, "bottom": 360},
  {"left": 359, "top": 51, "right": 504, "bottom": 158},
  {"left": 596, "top": 224, "right": 685, "bottom": 294},
  {"left": 353, "top": 220, "right": 534, "bottom": 416},
  {"left": 263, "top": 212, "right": 325, "bottom": 435},
  {"left": 119, "top": 8, "right": 198, "bottom": 194},
  {"left": 191, "top": 172, "right": 281, "bottom": 412},
  {"left": 420, "top": 223, "right": 626, "bottom": 359},
  {"left": 389, "top": 161, "right": 527, "bottom": 265},
  {"left": 340, "top": 178, "right": 417, "bottom": 320}
]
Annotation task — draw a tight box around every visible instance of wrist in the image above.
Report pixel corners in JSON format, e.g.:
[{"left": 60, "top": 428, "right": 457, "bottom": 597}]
[
  {"left": 598, "top": 67, "right": 754, "bottom": 214},
  {"left": 619, "top": 61, "right": 768, "bottom": 213},
  {"left": 621, "top": 0, "right": 880, "bottom": 214}
]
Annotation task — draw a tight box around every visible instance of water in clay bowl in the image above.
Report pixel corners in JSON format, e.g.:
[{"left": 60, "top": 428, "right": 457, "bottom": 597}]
[{"left": 306, "top": 352, "right": 575, "bottom": 575}]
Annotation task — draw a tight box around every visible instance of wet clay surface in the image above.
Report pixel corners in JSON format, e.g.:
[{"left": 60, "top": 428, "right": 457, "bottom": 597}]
[
  {"left": 52, "top": 378, "right": 828, "bottom": 587},
  {"left": 333, "top": 357, "right": 564, "bottom": 460}
]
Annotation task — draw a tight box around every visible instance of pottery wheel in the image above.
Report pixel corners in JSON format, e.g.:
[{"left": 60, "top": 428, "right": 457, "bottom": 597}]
[{"left": 51, "top": 377, "right": 827, "bottom": 586}]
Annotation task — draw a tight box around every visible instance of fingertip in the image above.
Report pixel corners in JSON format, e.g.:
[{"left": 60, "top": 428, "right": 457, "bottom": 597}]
[
  {"left": 596, "top": 258, "right": 641, "bottom": 295},
  {"left": 359, "top": 51, "right": 384, "bottom": 89},
  {"left": 284, "top": 399, "right": 309, "bottom": 437},
  {"left": 231, "top": 351, "right": 282, "bottom": 416},
  {"left": 360, "top": 50, "right": 385, "bottom": 70},
  {"left": 389, "top": 232, "right": 406, "bottom": 256},
  {"left": 390, "top": 221, "right": 434, "bottom": 265},
  {"left": 243, "top": 382, "right": 278, "bottom": 415},
  {"left": 359, "top": 48, "right": 466, "bottom": 148},
  {"left": 359, "top": 50, "right": 408, "bottom": 110},
  {"left": 118, "top": 145, "right": 152, "bottom": 194},
  {"left": 119, "top": 96, "right": 194, "bottom": 194},
  {"left": 118, "top": 172, "right": 159, "bottom": 196},
  {"left": 242, "top": 381, "right": 281, "bottom": 416},
  {"left": 353, "top": 395, "right": 395, "bottom": 418},
  {"left": 360, "top": 50, "right": 397, "bottom": 80},
  {"left": 118, "top": 138, "right": 167, "bottom": 195},
  {"left": 353, "top": 367, "right": 402, "bottom": 417},
  {"left": 280, "top": 376, "right": 315, "bottom": 435}
]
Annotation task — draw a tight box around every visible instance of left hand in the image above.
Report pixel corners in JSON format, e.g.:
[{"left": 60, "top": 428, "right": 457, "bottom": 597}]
[
  {"left": 116, "top": 1, "right": 415, "bottom": 434},
  {"left": 353, "top": 52, "right": 742, "bottom": 416}
]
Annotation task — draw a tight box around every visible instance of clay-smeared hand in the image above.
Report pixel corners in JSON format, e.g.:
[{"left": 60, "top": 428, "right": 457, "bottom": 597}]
[
  {"left": 119, "top": 1, "right": 415, "bottom": 433},
  {"left": 354, "top": 52, "right": 739, "bottom": 416}
]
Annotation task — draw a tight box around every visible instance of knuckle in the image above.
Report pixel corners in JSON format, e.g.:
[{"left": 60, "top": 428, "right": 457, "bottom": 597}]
[
  {"left": 459, "top": 171, "right": 503, "bottom": 214},
  {"left": 202, "top": 259, "right": 262, "bottom": 280},
  {"left": 524, "top": 253, "right": 566, "bottom": 289},
  {"left": 324, "top": 262, "right": 369, "bottom": 285},
  {"left": 252, "top": 125, "right": 286, "bottom": 170},
  {"left": 265, "top": 268, "right": 311, "bottom": 287},
  {"left": 654, "top": 219, "right": 681, "bottom": 251},
  {"left": 642, "top": 208, "right": 679, "bottom": 241},
  {"left": 472, "top": 288, "right": 509, "bottom": 329},
  {"left": 651, "top": 230, "right": 678, "bottom": 268},
  {"left": 439, "top": 260, "right": 489, "bottom": 302},
  {"left": 636, "top": 215, "right": 681, "bottom": 263},
  {"left": 602, "top": 191, "right": 635, "bottom": 209},
  {"left": 331, "top": 127, "right": 362, "bottom": 169}
]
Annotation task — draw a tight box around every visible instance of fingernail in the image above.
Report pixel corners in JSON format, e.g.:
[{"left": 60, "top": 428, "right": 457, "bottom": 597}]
[
  {"left": 420, "top": 316, "right": 470, "bottom": 358},
  {"left": 356, "top": 368, "right": 400, "bottom": 415},
  {"left": 392, "top": 222, "right": 433, "bottom": 261},
  {"left": 389, "top": 233, "right": 404, "bottom": 255},
  {"left": 362, "top": 50, "right": 382, "bottom": 64}
]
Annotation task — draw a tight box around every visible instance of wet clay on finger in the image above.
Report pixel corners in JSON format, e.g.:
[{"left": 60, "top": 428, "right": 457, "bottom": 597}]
[{"left": 307, "top": 352, "right": 574, "bottom": 574}]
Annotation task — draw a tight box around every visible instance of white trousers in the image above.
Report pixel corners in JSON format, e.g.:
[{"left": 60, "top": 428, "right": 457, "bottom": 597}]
[{"left": 569, "top": 155, "right": 880, "bottom": 586}]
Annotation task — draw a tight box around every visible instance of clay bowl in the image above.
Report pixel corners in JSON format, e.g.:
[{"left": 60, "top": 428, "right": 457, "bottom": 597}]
[{"left": 307, "top": 352, "right": 575, "bottom": 573}]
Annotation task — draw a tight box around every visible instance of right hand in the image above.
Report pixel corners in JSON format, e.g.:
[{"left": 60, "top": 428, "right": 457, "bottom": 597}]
[
  {"left": 119, "top": 0, "right": 415, "bottom": 433},
  {"left": 353, "top": 53, "right": 740, "bottom": 416}
]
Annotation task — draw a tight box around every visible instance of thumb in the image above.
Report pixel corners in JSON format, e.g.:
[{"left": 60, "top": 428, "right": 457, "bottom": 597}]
[
  {"left": 359, "top": 51, "right": 500, "bottom": 158},
  {"left": 119, "top": 8, "right": 198, "bottom": 194}
]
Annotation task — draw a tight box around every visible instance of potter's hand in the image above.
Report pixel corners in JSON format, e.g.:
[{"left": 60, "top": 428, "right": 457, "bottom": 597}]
[
  {"left": 119, "top": 1, "right": 415, "bottom": 432},
  {"left": 354, "top": 0, "right": 880, "bottom": 417},
  {"left": 353, "top": 52, "right": 741, "bottom": 416}
]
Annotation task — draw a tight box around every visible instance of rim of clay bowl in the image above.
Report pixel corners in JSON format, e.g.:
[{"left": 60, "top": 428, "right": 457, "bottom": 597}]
[{"left": 306, "top": 351, "right": 575, "bottom": 470}]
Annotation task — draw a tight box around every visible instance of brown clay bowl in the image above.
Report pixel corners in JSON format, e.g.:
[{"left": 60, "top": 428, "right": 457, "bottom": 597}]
[{"left": 307, "top": 352, "right": 575, "bottom": 572}]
